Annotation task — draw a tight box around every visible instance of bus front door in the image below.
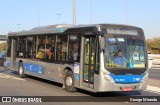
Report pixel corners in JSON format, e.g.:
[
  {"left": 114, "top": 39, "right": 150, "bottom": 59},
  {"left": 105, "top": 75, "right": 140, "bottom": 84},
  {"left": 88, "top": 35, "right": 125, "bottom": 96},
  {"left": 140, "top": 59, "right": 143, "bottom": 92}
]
[
  {"left": 11, "top": 38, "right": 17, "bottom": 70},
  {"left": 82, "top": 36, "right": 96, "bottom": 89}
]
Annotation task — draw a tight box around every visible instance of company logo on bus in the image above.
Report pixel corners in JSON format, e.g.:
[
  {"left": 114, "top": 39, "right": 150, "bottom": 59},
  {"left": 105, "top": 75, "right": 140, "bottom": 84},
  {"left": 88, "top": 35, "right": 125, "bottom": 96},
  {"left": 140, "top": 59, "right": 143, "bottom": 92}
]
[{"left": 70, "top": 36, "right": 77, "bottom": 40}]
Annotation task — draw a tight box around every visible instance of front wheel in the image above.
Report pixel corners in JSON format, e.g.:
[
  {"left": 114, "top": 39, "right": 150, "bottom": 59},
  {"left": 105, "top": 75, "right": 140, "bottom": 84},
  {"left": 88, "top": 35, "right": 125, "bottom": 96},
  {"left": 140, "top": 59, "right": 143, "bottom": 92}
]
[
  {"left": 18, "top": 63, "right": 26, "bottom": 78},
  {"left": 64, "top": 71, "right": 76, "bottom": 92}
]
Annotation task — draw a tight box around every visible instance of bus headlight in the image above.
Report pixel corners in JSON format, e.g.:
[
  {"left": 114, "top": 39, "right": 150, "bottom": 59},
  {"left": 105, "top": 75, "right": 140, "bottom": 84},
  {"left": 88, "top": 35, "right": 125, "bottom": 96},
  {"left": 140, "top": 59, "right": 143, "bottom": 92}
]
[{"left": 103, "top": 71, "right": 114, "bottom": 82}]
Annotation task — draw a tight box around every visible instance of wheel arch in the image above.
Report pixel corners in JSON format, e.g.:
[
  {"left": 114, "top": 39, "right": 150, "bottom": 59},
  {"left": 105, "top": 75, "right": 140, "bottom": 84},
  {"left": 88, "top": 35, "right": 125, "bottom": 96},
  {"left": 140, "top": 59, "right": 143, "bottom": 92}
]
[
  {"left": 63, "top": 67, "right": 76, "bottom": 92},
  {"left": 18, "top": 59, "right": 26, "bottom": 78},
  {"left": 63, "top": 67, "right": 74, "bottom": 78},
  {"left": 19, "top": 60, "right": 23, "bottom": 64}
]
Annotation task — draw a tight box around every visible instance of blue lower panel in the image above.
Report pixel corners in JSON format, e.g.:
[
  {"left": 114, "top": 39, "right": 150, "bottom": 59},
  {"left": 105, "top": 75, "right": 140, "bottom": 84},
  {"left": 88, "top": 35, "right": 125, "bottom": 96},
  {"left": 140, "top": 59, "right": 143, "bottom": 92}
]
[
  {"left": 6, "top": 61, "right": 44, "bottom": 75},
  {"left": 110, "top": 73, "right": 145, "bottom": 84},
  {"left": 6, "top": 61, "right": 18, "bottom": 69},
  {"left": 23, "top": 63, "right": 44, "bottom": 75},
  {"left": 6, "top": 60, "right": 11, "bottom": 69}
]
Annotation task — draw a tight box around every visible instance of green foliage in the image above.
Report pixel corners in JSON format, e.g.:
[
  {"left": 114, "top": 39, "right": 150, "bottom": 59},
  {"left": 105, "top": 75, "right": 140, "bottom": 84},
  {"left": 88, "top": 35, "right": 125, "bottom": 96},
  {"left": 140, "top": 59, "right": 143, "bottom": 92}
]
[
  {"left": 0, "top": 42, "right": 7, "bottom": 52},
  {"left": 146, "top": 37, "right": 160, "bottom": 54}
]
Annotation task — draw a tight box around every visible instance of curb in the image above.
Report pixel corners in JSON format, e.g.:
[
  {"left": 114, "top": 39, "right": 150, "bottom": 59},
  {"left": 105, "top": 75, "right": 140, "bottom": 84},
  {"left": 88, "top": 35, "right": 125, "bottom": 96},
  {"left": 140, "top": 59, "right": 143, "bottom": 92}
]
[{"left": 147, "top": 85, "right": 160, "bottom": 94}]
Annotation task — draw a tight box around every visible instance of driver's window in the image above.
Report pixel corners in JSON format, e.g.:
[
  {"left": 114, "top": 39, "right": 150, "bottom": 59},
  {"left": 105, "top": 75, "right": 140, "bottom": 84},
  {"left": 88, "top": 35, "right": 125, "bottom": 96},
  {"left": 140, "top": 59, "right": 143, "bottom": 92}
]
[{"left": 105, "top": 38, "right": 128, "bottom": 68}]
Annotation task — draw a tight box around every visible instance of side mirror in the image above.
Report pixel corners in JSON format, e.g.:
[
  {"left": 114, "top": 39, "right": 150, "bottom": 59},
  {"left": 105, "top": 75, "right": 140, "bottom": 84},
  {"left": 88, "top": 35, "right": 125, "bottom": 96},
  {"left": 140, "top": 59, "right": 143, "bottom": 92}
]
[{"left": 97, "top": 31, "right": 104, "bottom": 37}]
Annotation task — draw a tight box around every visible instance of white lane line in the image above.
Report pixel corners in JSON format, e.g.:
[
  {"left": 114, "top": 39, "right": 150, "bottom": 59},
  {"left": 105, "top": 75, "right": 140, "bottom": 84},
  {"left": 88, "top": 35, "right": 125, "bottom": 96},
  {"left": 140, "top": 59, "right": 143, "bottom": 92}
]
[
  {"left": 0, "top": 73, "right": 25, "bottom": 81},
  {"left": 150, "top": 68, "right": 160, "bottom": 70},
  {"left": 146, "top": 85, "right": 160, "bottom": 94}
]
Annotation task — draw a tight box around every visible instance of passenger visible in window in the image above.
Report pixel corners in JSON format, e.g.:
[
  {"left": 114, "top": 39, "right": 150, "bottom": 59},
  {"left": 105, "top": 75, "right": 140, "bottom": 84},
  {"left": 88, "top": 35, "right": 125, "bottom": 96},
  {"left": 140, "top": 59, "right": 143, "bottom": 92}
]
[
  {"left": 114, "top": 51, "right": 127, "bottom": 67},
  {"left": 46, "top": 46, "right": 53, "bottom": 59},
  {"left": 61, "top": 41, "right": 67, "bottom": 61},
  {"left": 46, "top": 39, "right": 51, "bottom": 49},
  {"left": 37, "top": 44, "right": 45, "bottom": 59},
  {"left": 36, "top": 50, "right": 44, "bottom": 59},
  {"left": 56, "top": 44, "right": 62, "bottom": 60},
  {"left": 69, "top": 43, "right": 80, "bottom": 62},
  {"left": 62, "top": 41, "right": 67, "bottom": 53}
]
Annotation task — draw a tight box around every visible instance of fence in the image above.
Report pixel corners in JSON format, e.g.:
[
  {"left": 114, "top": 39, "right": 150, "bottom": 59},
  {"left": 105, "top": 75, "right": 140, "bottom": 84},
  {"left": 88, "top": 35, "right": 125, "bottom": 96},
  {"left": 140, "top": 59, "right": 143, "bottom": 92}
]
[{"left": 148, "top": 54, "right": 160, "bottom": 68}]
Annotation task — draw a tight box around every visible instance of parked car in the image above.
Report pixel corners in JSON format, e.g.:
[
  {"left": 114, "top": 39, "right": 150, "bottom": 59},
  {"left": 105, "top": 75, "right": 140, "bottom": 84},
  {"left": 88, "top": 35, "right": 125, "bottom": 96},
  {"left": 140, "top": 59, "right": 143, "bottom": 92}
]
[
  {"left": 0, "top": 58, "right": 5, "bottom": 66},
  {"left": 0, "top": 51, "right": 6, "bottom": 58},
  {"left": 0, "top": 51, "right": 6, "bottom": 66}
]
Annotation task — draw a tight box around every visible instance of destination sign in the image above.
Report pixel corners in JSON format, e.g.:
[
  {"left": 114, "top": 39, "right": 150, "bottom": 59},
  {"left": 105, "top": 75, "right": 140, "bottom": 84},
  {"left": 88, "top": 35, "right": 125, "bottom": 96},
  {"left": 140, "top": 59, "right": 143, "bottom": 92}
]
[{"left": 106, "top": 28, "right": 139, "bottom": 35}]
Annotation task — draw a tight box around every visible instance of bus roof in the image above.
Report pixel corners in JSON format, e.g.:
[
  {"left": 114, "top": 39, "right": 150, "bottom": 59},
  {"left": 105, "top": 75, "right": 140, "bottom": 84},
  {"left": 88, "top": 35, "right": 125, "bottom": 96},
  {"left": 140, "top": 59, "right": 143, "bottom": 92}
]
[{"left": 8, "top": 24, "right": 143, "bottom": 36}]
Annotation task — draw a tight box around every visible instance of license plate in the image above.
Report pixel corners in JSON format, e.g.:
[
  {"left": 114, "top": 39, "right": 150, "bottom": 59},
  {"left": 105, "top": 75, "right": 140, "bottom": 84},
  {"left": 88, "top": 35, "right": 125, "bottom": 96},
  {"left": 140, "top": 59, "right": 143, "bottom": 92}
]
[{"left": 123, "top": 87, "right": 132, "bottom": 91}]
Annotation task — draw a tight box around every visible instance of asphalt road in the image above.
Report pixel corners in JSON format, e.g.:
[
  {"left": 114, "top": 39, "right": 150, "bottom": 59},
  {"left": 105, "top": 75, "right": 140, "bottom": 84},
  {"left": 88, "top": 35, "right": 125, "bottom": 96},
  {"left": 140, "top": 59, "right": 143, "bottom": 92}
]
[
  {"left": 0, "top": 67, "right": 160, "bottom": 105},
  {"left": 149, "top": 68, "right": 160, "bottom": 80}
]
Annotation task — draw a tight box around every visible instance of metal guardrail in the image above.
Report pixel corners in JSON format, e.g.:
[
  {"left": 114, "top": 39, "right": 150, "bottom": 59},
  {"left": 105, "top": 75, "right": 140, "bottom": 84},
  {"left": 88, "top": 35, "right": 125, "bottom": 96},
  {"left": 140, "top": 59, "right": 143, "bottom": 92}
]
[
  {"left": 148, "top": 54, "right": 160, "bottom": 68},
  {"left": 0, "top": 35, "right": 7, "bottom": 41}
]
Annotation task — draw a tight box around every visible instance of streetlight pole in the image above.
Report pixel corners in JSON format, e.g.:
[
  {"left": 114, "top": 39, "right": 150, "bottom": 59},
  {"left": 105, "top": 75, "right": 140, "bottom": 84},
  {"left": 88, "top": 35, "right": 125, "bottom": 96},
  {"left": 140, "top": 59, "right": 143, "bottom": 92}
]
[
  {"left": 38, "top": 0, "right": 40, "bottom": 27},
  {"left": 57, "top": 14, "right": 61, "bottom": 24},
  {"left": 90, "top": 0, "right": 92, "bottom": 24},
  {"left": 73, "top": 0, "right": 76, "bottom": 25},
  {"left": 17, "top": 24, "right": 21, "bottom": 31},
  {"left": 126, "top": 0, "right": 128, "bottom": 25}
]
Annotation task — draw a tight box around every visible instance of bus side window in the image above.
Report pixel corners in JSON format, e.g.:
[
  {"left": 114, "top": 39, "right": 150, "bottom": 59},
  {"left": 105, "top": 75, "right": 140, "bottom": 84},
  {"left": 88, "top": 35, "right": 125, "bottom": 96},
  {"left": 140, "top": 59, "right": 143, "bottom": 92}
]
[
  {"left": 62, "top": 41, "right": 67, "bottom": 61},
  {"left": 56, "top": 35, "right": 68, "bottom": 61},
  {"left": 26, "top": 36, "right": 35, "bottom": 59},
  {"left": 36, "top": 36, "right": 46, "bottom": 59},
  {"left": 17, "top": 37, "right": 27, "bottom": 58},
  {"left": 68, "top": 35, "right": 80, "bottom": 62},
  {"left": 45, "top": 35, "right": 55, "bottom": 60}
]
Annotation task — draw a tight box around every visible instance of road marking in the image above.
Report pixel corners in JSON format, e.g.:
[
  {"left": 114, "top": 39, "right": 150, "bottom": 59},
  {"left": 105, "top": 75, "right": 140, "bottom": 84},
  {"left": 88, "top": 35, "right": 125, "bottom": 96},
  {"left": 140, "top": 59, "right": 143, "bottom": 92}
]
[
  {"left": 146, "top": 85, "right": 160, "bottom": 94},
  {"left": 150, "top": 68, "right": 160, "bottom": 70},
  {"left": 0, "top": 73, "right": 25, "bottom": 81}
]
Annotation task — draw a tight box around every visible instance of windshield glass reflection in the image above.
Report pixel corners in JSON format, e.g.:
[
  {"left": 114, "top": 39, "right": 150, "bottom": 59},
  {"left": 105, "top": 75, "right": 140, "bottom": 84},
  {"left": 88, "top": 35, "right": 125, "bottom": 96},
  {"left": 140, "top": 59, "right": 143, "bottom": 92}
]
[{"left": 105, "top": 38, "right": 146, "bottom": 68}]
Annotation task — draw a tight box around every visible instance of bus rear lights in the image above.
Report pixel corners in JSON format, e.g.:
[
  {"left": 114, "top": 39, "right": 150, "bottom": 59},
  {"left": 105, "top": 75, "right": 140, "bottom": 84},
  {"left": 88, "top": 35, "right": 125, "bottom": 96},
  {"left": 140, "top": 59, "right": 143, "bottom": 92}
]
[{"left": 123, "top": 87, "right": 132, "bottom": 91}]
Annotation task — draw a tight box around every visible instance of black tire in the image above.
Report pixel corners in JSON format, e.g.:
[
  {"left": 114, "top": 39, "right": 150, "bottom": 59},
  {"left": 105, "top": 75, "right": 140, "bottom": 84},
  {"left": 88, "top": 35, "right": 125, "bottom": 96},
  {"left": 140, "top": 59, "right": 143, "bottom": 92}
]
[
  {"left": 18, "top": 63, "right": 26, "bottom": 78},
  {"left": 64, "top": 71, "right": 76, "bottom": 92}
]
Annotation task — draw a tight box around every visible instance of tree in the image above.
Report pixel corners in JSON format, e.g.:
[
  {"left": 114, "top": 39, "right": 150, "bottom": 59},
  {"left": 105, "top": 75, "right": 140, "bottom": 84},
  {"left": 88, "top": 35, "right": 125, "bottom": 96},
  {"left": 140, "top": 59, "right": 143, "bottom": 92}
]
[
  {"left": 0, "top": 42, "right": 7, "bottom": 52},
  {"left": 146, "top": 37, "right": 160, "bottom": 54}
]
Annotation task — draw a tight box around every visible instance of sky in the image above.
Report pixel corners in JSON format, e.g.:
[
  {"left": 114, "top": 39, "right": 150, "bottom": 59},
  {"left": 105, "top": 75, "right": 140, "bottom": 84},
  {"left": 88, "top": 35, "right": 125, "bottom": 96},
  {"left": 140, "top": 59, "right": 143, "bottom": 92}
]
[{"left": 0, "top": 0, "right": 160, "bottom": 39}]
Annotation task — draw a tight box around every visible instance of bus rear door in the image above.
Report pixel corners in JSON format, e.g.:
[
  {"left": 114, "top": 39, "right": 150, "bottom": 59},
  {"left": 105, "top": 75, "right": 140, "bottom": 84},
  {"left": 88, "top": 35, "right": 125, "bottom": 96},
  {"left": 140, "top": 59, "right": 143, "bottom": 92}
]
[{"left": 11, "top": 38, "right": 17, "bottom": 70}]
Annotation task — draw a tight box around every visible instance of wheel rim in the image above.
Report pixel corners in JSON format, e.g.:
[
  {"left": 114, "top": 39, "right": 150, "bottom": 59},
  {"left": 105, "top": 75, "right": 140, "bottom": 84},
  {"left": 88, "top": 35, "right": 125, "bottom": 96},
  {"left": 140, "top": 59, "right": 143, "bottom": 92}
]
[
  {"left": 66, "top": 76, "right": 72, "bottom": 86},
  {"left": 19, "top": 66, "right": 23, "bottom": 75}
]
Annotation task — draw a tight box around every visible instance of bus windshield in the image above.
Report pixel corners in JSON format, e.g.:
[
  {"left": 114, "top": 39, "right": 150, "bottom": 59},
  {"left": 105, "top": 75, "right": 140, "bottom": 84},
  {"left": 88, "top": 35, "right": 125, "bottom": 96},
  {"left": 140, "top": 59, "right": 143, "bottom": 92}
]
[{"left": 105, "top": 37, "right": 147, "bottom": 68}]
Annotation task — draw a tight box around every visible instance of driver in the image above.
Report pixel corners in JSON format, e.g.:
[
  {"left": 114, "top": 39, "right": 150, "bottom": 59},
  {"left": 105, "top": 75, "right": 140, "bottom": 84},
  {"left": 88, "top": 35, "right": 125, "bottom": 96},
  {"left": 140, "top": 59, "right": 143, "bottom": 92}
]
[{"left": 114, "top": 51, "right": 127, "bottom": 67}]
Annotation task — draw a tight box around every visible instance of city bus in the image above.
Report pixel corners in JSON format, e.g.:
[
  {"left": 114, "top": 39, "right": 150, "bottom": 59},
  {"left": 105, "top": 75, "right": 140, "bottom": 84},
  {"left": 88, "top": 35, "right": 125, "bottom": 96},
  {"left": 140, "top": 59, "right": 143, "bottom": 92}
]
[{"left": 6, "top": 24, "right": 148, "bottom": 92}]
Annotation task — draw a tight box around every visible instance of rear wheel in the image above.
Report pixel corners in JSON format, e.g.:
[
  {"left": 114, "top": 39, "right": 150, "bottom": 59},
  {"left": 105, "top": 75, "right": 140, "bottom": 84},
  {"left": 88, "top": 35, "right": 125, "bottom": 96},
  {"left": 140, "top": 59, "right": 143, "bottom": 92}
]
[
  {"left": 18, "top": 63, "right": 26, "bottom": 78},
  {"left": 64, "top": 71, "right": 76, "bottom": 92}
]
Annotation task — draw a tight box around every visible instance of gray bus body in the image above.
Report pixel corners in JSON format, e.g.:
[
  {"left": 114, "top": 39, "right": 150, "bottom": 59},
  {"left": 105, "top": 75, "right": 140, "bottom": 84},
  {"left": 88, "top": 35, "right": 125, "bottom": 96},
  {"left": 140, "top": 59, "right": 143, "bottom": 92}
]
[{"left": 6, "top": 24, "right": 148, "bottom": 92}]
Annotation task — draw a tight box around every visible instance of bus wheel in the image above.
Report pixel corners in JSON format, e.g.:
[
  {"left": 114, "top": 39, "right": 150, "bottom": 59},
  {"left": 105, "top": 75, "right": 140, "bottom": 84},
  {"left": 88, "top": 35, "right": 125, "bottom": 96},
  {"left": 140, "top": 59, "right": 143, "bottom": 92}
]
[
  {"left": 18, "top": 63, "right": 26, "bottom": 78},
  {"left": 64, "top": 71, "right": 76, "bottom": 92}
]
